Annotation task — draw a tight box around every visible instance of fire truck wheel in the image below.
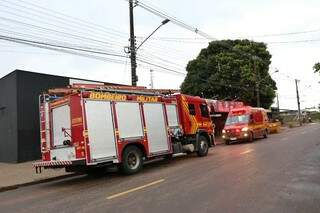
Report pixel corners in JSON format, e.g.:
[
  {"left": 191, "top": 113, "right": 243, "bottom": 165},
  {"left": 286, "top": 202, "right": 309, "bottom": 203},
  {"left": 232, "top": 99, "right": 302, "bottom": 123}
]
[
  {"left": 197, "top": 136, "right": 209, "bottom": 157},
  {"left": 120, "top": 146, "right": 143, "bottom": 175}
]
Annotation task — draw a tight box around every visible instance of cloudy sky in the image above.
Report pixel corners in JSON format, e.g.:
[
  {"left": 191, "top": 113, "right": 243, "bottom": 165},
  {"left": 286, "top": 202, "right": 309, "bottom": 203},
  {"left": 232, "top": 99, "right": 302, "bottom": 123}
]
[{"left": 0, "top": 0, "right": 319, "bottom": 110}]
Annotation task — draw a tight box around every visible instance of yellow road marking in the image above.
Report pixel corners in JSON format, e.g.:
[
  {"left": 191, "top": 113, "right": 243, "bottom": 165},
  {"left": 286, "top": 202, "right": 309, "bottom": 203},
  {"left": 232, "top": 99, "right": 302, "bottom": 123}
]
[
  {"left": 240, "top": 149, "right": 253, "bottom": 155},
  {"left": 107, "top": 179, "right": 165, "bottom": 200}
]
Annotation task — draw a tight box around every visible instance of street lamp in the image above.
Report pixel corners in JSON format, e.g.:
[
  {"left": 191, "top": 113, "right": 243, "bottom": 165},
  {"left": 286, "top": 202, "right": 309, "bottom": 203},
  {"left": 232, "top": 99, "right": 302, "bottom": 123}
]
[
  {"left": 136, "top": 19, "right": 170, "bottom": 51},
  {"left": 129, "top": 18, "right": 170, "bottom": 86}
]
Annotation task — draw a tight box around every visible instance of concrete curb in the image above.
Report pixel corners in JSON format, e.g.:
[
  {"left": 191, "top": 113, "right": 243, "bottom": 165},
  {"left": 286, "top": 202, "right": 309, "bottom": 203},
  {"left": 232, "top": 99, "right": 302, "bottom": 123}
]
[{"left": 0, "top": 173, "right": 80, "bottom": 193}]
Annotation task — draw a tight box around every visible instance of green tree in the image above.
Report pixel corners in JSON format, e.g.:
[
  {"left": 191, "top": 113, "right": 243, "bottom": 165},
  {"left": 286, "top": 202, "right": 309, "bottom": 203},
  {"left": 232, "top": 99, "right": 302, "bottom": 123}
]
[
  {"left": 181, "top": 39, "right": 277, "bottom": 108},
  {"left": 313, "top": 62, "right": 320, "bottom": 73}
]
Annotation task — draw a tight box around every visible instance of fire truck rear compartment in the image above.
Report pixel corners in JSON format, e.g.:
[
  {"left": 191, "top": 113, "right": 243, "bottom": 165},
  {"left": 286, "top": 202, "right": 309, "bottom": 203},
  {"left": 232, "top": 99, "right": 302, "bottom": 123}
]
[
  {"left": 51, "top": 104, "right": 76, "bottom": 161},
  {"left": 85, "top": 100, "right": 117, "bottom": 162}
]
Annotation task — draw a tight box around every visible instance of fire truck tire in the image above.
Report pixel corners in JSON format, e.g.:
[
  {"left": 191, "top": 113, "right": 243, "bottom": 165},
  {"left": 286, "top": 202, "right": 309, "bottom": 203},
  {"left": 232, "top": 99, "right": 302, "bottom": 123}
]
[
  {"left": 197, "top": 135, "right": 209, "bottom": 157},
  {"left": 120, "top": 146, "right": 143, "bottom": 175}
]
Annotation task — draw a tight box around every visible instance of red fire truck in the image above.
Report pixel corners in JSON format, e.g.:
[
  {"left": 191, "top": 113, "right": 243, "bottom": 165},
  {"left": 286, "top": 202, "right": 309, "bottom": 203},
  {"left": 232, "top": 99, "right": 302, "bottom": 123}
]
[{"left": 33, "top": 86, "right": 215, "bottom": 175}]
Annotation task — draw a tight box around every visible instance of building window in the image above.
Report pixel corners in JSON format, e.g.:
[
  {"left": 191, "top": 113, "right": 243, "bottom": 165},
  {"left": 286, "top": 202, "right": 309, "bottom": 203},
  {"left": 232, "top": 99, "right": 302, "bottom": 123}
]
[
  {"left": 188, "top": 104, "right": 196, "bottom": 116},
  {"left": 200, "top": 104, "right": 209, "bottom": 118}
]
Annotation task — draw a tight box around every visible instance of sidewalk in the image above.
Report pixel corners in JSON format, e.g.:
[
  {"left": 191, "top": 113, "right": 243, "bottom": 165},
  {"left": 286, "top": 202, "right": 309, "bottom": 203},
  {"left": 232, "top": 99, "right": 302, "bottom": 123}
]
[{"left": 0, "top": 161, "right": 74, "bottom": 192}]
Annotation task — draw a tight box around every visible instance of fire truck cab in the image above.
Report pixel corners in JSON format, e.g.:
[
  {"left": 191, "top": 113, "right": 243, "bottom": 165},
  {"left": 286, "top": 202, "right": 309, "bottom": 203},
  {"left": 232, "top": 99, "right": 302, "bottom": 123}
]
[
  {"left": 222, "top": 106, "right": 269, "bottom": 144},
  {"left": 34, "top": 88, "right": 215, "bottom": 175}
]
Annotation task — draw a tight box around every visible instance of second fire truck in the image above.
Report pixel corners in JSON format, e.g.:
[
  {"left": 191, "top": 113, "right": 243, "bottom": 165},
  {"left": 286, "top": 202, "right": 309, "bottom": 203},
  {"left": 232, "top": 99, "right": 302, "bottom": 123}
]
[{"left": 33, "top": 85, "right": 215, "bottom": 175}]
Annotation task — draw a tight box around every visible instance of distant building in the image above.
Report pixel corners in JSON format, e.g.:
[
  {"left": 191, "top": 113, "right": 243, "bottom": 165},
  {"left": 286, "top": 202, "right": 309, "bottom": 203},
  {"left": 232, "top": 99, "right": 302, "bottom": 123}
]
[{"left": 0, "top": 70, "right": 121, "bottom": 163}]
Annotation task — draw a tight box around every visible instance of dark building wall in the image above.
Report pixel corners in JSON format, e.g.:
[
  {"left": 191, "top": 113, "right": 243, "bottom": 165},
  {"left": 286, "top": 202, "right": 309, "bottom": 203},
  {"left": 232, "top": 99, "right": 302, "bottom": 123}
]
[
  {"left": 16, "top": 71, "right": 69, "bottom": 162},
  {"left": 0, "top": 72, "right": 18, "bottom": 163}
]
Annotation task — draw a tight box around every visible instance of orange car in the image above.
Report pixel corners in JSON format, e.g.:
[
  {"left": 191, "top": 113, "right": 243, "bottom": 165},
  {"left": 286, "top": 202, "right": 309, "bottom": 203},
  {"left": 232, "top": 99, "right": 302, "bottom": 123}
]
[{"left": 268, "top": 119, "right": 281, "bottom": 134}]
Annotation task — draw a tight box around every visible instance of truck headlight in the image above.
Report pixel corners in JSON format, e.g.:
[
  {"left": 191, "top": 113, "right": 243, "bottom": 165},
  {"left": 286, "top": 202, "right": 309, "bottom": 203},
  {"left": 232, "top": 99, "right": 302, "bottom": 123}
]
[
  {"left": 241, "top": 127, "right": 249, "bottom": 132},
  {"left": 222, "top": 129, "right": 226, "bottom": 134}
]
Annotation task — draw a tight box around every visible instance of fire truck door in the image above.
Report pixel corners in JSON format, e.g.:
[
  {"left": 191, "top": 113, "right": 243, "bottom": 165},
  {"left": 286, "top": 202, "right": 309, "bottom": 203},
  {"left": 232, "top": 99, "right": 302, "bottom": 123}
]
[
  {"left": 52, "top": 104, "right": 71, "bottom": 147},
  {"left": 143, "top": 103, "right": 170, "bottom": 154},
  {"left": 85, "top": 100, "right": 117, "bottom": 161},
  {"left": 51, "top": 104, "right": 76, "bottom": 161}
]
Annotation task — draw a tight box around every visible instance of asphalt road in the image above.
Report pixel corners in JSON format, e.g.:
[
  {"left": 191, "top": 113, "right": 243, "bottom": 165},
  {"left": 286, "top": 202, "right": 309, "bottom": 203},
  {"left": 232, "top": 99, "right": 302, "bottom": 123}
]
[{"left": 1, "top": 123, "right": 320, "bottom": 213}]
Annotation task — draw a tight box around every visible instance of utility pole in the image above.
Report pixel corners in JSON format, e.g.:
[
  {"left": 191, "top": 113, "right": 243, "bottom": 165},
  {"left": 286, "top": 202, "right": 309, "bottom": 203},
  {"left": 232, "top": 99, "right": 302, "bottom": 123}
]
[
  {"left": 129, "top": 0, "right": 137, "bottom": 86},
  {"left": 149, "top": 69, "right": 154, "bottom": 89},
  {"left": 295, "top": 79, "right": 302, "bottom": 126},
  {"left": 276, "top": 92, "right": 280, "bottom": 112}
]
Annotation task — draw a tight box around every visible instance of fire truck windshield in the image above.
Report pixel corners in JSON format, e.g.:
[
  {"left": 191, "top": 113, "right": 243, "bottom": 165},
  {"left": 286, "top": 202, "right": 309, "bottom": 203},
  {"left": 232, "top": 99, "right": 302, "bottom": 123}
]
[{"left": 226, "top": 115, "right": 249, "bottom": 125}]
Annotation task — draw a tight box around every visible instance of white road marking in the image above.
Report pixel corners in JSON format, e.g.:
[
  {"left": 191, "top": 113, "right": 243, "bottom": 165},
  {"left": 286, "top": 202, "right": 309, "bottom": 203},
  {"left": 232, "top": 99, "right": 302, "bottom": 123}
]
[
  {"left": 240, "top": 149, "right": 253, "bottom": 155},
  {"left": 106, "top": 179, "right": 165, "bottom": 200}
]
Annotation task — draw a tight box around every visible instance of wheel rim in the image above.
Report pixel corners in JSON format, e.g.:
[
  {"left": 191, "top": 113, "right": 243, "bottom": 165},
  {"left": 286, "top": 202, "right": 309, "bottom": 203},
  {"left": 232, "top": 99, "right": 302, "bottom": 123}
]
[
  {"left": 200, "top": 140, "right": 208, "bottom": 152},
  {"left": 127, "top": 152, "right": 140, "bottom": 170}
]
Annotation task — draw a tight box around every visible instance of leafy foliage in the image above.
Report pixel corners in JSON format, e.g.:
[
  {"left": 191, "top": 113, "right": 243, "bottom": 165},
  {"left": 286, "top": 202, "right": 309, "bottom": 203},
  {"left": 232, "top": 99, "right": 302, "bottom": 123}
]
[
  {"left": 313, "top": 62, "right": 320, "bottom": 73},
  {"left": 181, "top": 39, "right": 277, "bottom": 108}
]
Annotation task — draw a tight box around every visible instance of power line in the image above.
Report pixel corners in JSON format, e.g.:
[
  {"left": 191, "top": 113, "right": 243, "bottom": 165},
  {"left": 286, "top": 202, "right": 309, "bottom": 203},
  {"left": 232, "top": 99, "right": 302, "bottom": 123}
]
[
  {"left": 142, "top": 26, "right": 320, "bottom": 40},
  {"left": 2, "top": 0, "right": 195, "bottom": 76},
  {"left": 0, "top": 27, "right": 188, "bottom": 76},
  {"left": 136, "top": 58, "right": 186, "bottom": 75},
  {"left": 0, "top": 1, "right": 128, "bottom": 45},
  {"left": 0, "top": 23, "right": 124, "bottom": 56},
  {"left": 0, "top": 17, "right": 190, "bottom": 70},
  {"left": 5, "top": 0, "right": 127, "bottom": 38},
  {"left": 0, "top": 16, "right": 120, "bottom": 49},
  {"left": 137, "top": 36, "right": 320, "bottom": 45},
  {"left": 137, "top": 52, "right": 186, "bottom": 69},
  {"left": 0, "top": 27, "right": 126, "bottom": 63},
  {"left": 250, "top": 28, "right": 320, "bottom": 38},
  {"left": 0, "top": 34, "right": 187, "bottom": 76},
  {"left": 0, "top": 9, "right": 123, "bottom": 49},
  {"left": 127, "top": 0, "right": 215, "bottom": 40},
  {"left": 0, "top": 35, "right": 128, "bottom": 58},
  {"left": 268, "top": 38, "right": 320, "bottom": 44}
]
